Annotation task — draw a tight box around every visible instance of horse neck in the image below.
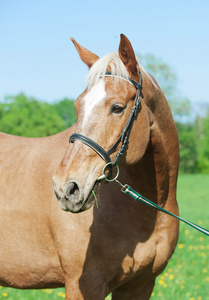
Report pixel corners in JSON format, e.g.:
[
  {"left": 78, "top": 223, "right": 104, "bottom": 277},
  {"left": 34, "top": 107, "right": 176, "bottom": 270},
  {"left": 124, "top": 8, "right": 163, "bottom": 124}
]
[
  {"left": 122, "top": 87, "right": 179, "bottom": 208},
  {"left": 121, "top": 140, "right": 168, "bottom": 207}
]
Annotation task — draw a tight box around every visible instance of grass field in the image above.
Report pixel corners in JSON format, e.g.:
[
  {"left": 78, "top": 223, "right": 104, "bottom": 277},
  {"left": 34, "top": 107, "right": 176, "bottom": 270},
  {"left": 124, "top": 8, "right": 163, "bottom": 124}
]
[
  {"left": 150, "top": 174, "right": 209, "bottom": 300},
  {"left": 0, "top": 174, "right": 209, "bottom": 299}
]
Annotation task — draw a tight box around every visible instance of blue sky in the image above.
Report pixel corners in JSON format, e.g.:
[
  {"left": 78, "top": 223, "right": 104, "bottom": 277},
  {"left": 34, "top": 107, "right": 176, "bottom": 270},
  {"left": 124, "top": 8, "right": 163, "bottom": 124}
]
[{"left": 1, "top": 0, "right": 209, "bottom": 106}]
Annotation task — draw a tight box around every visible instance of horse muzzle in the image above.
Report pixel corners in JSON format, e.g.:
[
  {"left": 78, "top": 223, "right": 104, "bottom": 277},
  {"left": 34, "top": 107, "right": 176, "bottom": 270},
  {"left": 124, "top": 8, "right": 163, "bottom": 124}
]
[{"left": 52, "top": 177, "right": 100, "bottom": 213}]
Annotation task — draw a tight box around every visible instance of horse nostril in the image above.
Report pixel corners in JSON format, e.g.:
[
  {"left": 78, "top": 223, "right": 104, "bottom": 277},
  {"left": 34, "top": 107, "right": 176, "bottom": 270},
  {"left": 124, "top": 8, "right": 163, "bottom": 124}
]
[{"left": 65, "top": 182, "right": 80, "bottom": 202}]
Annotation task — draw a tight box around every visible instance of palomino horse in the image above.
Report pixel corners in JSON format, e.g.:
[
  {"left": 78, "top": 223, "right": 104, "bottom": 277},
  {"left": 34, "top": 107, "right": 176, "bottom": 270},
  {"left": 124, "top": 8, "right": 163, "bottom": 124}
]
[{"left": 0, "top": 35, "right": 179, "bottom": 299}]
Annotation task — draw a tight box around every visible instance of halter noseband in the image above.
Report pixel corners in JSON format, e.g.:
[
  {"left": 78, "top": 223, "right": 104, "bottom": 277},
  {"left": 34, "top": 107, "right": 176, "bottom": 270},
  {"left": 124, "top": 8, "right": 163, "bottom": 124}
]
[{"left": 69, "top": 71, "right": 142, "bottom": 176}]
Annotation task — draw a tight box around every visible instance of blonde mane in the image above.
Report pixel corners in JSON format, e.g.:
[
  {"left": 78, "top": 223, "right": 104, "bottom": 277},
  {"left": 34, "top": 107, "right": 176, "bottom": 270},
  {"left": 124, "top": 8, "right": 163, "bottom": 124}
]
[{"left": 86, "top": 52, "right": 156, "bottom": 89}]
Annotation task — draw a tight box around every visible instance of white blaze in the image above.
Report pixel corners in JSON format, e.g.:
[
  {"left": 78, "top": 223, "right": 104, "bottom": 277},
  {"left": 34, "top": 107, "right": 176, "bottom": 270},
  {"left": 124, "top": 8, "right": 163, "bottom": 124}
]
[{"left": 83, "top": 79, "right": 106, "bottom": 126}]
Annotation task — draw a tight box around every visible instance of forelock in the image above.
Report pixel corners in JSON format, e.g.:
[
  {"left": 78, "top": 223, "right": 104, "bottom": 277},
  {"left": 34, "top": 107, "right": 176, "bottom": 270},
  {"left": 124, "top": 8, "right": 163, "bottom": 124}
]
[{"left": 86, "top": 52, "right": 129, "bottom": 89}]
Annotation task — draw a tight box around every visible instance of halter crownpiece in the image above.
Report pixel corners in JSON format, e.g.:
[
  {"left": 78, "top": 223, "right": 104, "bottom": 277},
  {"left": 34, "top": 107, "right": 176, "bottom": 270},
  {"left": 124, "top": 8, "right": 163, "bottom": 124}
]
[
  {"left": 69, "top": 71, "right": 142, "bottom": 174},
  {"left": 104, "top": 71, "right": 142, "bottom": 90}
]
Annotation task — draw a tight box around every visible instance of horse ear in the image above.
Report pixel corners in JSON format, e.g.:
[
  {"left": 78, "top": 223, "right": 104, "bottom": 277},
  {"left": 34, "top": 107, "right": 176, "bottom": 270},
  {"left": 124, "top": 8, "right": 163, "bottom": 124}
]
[
  {"left": 70, "top": 38, "right": 99, "bottom": 68},
  {"left": 118, "top": 34, "right": 139, "bottom": 80}
]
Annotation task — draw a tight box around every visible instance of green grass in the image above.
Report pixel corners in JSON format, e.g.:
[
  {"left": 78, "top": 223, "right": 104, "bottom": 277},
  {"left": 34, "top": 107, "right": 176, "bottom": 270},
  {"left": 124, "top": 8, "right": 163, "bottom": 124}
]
[
  {"left": 1, "top": 174, "right": 209, "bottom": 299},
  {"left": 151, "top": 174, "right": 209, "bottom": 300}
]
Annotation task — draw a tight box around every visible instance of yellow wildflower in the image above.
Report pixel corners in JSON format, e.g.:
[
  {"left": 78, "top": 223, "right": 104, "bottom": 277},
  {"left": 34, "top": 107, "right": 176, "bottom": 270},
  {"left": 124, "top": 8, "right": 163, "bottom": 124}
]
[
  {"left": 44, "top": 289, "right": 53, "bottom": 294},
  {"left": 178, "top": 244, "right": 185, "bottom": 249},
  {"left": 198, "top": 252, "right": 206, "bottom": 257},
  {"left": 58, "top": 291, "right": 65, "bottom": 298},
  {"left": 2, "top": 293, "right": 8, "bottom": 297}
]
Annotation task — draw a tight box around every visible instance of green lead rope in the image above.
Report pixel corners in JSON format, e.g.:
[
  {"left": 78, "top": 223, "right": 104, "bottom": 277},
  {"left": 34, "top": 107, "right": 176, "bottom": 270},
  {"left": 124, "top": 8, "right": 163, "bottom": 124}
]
[{"left": 121, "top": 184, "right": 209, "bottom": 237}]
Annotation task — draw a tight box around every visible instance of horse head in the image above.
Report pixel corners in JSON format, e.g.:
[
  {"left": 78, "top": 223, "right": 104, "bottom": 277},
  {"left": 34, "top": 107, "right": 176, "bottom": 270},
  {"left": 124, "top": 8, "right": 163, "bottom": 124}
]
[{"left": 53, "top": 34, "right": 155, "bottom": 213}]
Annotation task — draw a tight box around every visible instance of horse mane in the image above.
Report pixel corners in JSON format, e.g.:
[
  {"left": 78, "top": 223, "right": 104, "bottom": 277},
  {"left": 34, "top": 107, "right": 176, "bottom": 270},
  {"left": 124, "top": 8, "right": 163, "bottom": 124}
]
[{"left": 86, "top": 52, "right": 157, "bottom": 89}]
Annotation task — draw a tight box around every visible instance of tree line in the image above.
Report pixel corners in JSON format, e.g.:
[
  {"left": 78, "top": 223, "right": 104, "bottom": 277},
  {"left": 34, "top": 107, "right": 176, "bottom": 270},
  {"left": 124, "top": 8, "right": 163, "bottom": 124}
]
[
  {"left": 0, "top": 94, "right": 76, "bottom": 137},
  {"left": 0, "top": 55, "right": 209, "bottom": 174},
  {"left": 1, "top": 92, "right": 209, "bottom": 174}
]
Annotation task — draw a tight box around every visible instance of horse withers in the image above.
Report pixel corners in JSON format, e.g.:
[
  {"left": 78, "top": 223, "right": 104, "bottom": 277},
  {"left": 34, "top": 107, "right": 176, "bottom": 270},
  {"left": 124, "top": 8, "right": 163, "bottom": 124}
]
[{"left": 0, "top": 35, "right": 179, "bottom": 300}]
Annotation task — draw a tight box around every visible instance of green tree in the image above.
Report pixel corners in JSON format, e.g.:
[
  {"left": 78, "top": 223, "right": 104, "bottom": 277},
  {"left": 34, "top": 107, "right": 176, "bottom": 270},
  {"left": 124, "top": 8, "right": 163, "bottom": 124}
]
[
  {"left": 138, "top": 53, "right": 191, "bottom": 121},
  {"left": 0, "top": 93, "right": 65, "bottom": 137},
  {"left": 52, "top": 98, "right": 76, "bottom": 128},
  {"left": 196, "top": 110, "right": 209, "bottom": 173},
  {"left": 176, "top": 122, "right": 198, "bottom": 173}
]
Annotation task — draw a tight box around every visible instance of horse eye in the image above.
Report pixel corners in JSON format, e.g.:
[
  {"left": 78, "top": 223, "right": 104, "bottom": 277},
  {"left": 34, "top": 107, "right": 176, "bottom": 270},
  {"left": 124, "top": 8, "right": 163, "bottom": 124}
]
[{"left": 111, "top": 104, "right": 125, "bottom": 114}]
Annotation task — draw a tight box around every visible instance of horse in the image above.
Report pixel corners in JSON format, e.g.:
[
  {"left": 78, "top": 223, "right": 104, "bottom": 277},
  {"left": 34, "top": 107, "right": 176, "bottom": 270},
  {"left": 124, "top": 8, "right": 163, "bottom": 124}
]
[{"left": 0, "top": 34, "right": 179, "bottom": 300}]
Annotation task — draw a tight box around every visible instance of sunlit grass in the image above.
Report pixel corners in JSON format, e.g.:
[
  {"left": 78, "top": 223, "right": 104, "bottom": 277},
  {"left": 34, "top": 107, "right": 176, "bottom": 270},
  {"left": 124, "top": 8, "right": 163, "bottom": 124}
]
[
  {"left": 0, "top": 174, "right": 209, "bottom": 299},
  {"left": 151, "top": 174, "right": 209, "bottom": 299},
  {"left": 0, "top": 287, "right": 66, "bottom": 299},
  {"left": 151, "top": 225, "right": 209, "bottom": 299}
]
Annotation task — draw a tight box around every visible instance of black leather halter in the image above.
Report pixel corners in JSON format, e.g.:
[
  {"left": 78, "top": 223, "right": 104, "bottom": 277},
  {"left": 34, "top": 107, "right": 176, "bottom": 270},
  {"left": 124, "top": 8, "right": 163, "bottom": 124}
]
[{"left": 69, "top": 71, "right": 142, "bottom": 171}]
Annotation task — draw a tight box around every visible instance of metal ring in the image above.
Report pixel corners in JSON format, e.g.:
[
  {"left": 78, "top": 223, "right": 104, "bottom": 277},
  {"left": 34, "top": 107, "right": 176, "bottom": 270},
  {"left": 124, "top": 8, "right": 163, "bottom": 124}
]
[{"left": 102, "top": 162, "right": 119, "bottom": 182}]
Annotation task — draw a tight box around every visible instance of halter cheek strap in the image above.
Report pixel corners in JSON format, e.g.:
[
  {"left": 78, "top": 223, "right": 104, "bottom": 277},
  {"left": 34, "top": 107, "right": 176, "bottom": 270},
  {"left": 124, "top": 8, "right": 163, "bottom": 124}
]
[{"left": 69, "top": 71, "right": 142, "bottom": 171}]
